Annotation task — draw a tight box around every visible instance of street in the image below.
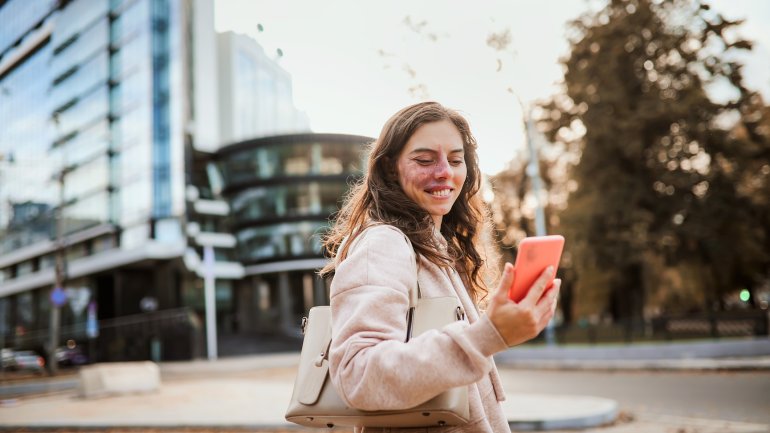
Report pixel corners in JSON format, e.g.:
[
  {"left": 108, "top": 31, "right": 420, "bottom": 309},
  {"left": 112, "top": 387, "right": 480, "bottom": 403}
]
[{"left": 498, "top": 368, "right": 770, "bottom": 424}]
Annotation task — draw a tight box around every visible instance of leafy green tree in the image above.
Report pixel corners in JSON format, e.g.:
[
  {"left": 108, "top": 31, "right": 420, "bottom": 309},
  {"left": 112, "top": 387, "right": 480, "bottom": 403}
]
[{"left": 538, "top": 0, "right": 770, "bottom": 322}]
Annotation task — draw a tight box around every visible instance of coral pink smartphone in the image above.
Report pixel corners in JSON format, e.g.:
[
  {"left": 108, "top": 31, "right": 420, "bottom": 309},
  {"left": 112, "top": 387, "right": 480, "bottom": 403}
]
[{"left": 508, "top": 235, "right": 565, "bottom": 303}]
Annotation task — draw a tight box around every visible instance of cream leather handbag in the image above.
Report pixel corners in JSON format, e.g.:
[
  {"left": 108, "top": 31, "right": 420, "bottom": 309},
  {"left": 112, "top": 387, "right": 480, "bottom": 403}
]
[{"left": 285, "top": 235, "right": 469, "bottom": 428}]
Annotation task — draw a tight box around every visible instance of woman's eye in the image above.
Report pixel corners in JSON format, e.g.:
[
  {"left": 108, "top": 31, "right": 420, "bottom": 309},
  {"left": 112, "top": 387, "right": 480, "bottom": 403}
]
[
  {"left": 450, "top": 160, "right": 464, "bottom": 166},
  {"left": 415, "top": 159, "right": 433, "bottom": 165}
]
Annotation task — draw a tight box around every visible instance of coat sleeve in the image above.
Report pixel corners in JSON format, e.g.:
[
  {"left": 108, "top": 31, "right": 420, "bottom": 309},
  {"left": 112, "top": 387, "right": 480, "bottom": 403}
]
[{"left": 328, "top": 225, "right": 508, "bottom": 411}]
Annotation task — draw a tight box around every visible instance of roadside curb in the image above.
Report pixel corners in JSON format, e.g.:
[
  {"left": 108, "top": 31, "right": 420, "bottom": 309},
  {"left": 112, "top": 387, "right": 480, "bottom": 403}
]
[
  {"left": 494, "top": 338, "right": 770, "bottom": 371},
  {"left": 505, "top": 393, "right": 619, "bottom": 431},
  {"left": 495, "top": 357, "right": 770, "bottom": 371}
]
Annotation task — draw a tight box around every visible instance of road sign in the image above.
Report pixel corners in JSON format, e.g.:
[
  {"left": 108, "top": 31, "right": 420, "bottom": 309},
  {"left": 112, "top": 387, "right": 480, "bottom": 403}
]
[
  {"left": 50, "top": 286, "right": 67, "bottom": 307},
  {"left": 86, "top": 301, "right": 99, "bottom": 339},
  {"left": 66, "top": 287, "right": 90, "bottom": 316}
]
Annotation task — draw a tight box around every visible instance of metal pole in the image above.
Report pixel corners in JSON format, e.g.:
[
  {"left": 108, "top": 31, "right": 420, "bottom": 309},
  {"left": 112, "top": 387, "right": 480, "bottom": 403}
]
[
  {"left": 519, "top": 102, "right": 556, "bottom": 346},
  {"left": 525, "top": 116, "right": 547, "bottom": 238},
  {"left": 48, "top": 170, "right": 66, "bottom": 375},
  {"left": 203, "top": 245, "right": 218, "bottom": 360}
]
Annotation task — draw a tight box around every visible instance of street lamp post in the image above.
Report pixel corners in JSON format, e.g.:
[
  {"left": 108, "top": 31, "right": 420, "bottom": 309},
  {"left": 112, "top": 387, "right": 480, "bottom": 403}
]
[
  {"left": 47, "top": 167, "right": 68, "bottom": 375},
  {"left": 510, "top": 89, "right": 556, "bottom": 346},
  {"left": 47, "top": 113, "right": 69, "bottom": 375}
]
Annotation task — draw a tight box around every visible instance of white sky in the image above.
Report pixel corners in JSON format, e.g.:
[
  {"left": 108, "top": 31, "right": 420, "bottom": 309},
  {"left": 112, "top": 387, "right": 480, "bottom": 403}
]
[{"left": 214, "top": 0, "right": 770, "bottom": 175}]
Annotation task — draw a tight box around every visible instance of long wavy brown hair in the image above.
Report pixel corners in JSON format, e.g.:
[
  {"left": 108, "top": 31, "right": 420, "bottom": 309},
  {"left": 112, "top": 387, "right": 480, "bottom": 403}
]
[{"left": 321, "top": 101, "right": 496, "bottom": 302}]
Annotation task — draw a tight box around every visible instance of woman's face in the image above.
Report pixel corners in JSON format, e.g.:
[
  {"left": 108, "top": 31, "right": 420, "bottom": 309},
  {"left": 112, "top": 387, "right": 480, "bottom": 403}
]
[{"left": 395, "top": 119, "right": 467, "bottom": 227}]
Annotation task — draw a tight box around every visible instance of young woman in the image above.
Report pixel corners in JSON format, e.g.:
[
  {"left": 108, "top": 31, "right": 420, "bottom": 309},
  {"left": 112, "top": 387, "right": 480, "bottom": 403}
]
[{"left": 321, "top": 101, "right": 560, "bottom": 432}]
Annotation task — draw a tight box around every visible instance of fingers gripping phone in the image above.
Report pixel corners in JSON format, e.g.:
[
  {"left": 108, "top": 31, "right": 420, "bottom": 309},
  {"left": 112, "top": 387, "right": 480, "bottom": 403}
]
[{"left": 508, "top": 235, "right": 565, "bottom": 303}]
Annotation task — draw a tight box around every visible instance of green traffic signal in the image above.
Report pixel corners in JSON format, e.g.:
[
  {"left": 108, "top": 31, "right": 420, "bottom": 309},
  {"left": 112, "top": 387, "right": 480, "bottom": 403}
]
[{"left": 740, "top": 289, "right": 750, "bottom": 302}]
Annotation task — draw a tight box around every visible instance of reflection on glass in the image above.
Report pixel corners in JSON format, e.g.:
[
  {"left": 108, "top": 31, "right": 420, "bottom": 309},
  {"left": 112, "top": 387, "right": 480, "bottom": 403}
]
[
  {"left": 1, "top": 40, "right": 57, "bottom": 252},
  {"left": 220, "top": 140, "right": 365, "bottom": 185},
  {"left": 51, "top": 19, "right": 109, "bottom": 78},
  {"left": 231, "top": 182, "right": 347, "bottom": 220},
  {"left": 236, "top": 222, "right": 327, "bottom": 261},
  {"left": 63, "top": 191, "right": 110, "bottom": 234},
  {"left": 64, "top": 156, "right": 109, "bottom": 202},
  {"left": 0, "top": 0, "right": 55, "bottom": 53}
]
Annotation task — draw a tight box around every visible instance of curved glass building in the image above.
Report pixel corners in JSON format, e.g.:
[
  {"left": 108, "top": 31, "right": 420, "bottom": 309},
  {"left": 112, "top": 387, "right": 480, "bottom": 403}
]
[{"left": 216, "top": 133, "right": 370, "bottom": 338}]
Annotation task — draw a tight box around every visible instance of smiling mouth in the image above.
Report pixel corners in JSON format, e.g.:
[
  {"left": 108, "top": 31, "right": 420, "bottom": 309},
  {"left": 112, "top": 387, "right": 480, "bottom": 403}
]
[{"left": 428, "top": 189, "right": 452, "bottom": 197}]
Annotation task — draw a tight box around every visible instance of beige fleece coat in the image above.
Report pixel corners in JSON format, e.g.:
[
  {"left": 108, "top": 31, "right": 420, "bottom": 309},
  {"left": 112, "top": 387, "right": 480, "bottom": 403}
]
[{"left": 329, "top": 225, "right": 512, "bottom": 433}]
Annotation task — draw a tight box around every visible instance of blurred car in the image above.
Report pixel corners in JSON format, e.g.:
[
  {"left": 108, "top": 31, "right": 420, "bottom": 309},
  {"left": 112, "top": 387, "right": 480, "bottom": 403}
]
[
  {"left": 54, "top": 346, "right": 88, "bottom": 367},
  {"left": 1, "top": 348, "right": 14, "bottom": 370},
  {"left": 1, "top": 350, "right": 45, "bottom": 372}
]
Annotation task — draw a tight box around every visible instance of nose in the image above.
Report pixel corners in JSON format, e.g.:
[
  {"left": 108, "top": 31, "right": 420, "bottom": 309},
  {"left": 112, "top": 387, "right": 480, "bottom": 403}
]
[{"left": 434, "top": 157, "right": 452, "bottom": 179}]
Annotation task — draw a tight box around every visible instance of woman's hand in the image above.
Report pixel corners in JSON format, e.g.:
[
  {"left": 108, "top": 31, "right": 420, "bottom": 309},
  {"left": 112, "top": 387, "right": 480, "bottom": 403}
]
[{"left": 486, "top": 263, "right": 561, "bottom": 347}]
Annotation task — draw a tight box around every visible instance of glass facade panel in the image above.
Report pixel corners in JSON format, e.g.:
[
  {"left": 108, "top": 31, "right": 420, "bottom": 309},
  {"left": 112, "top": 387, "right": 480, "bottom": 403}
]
[
  {"left": 236, "top": 221, "right": 327, "bottom": 262},
  {"left": 118, "top": 103, "right": 151, "bottom": 152},
  {"left": 269, "top": 144, "right": 312, "bottom": 177},
  {"left": 0, "top": 0, "right": 55, "bottom": 54},
  {"left": 231, "top": 181, "right": 346, "bottom": 220},
  {"left": 51, "top": 52, "right": 109, "bottom": 112},
  {"left": 0, "top": 204, "right": 54, "bottom": 255},
  {"left": 234, "top": 51, "right": 258, "bottom": 140},
  {"left": 120, "top": 177, "right": 152, "bottom": 224},
  {"left": 220, "top": 140, "right": 366, "bottom": 186},
  {"left": 64, "top": 155, "right": 109, "bottom": 202},
  {"left": 51, "top": 0, "right": 108, "bottom": 47},
  {"left": 117, "top": 68, "right": 147, "bottom": 112},
  {"left": 16, "top": 292, "right": 35, "bottom": 332},
  {"left": 111, "top": 0, "right": 146, "bottom": 47},
  {"left": 0, "top": 44, "right": 54, "bottom": 157},
  {"left": 116, "top": 32, "right": 149, "bottom": 77},
  {"left": 219, "top": 136, "right": 367, "bottom": 265},
  {"left": 50, "top": 18, "right": 108, "bottom": 78},
  {"left": 0, "top": 41, "right": 57, "bottom": 251},
  {"left": 319, "top": 182, "right": 348, "bottom": 214},
  {"left": 40, "top": 254, "right": 55, "bottom": 271},
  {"left": 16, "top": 260, "right": 34, "bottom": 277},
  {"left": 320, "top": 142, "right": 365, "bottom": 174},
  {"left": 62, "top": 120, "right": 109, "bottom": 168},
  {"left": 256, "top": 65, "right": 276, "bottom": 131},
  {"left": 55, "top": 86, "right": 108, "bottom": 139},
  {"left": 121, "top": 140, "right": 152, "bottom": 180},
  {"left": 63, "top": 191, "right": 110, "bottom": 234}
]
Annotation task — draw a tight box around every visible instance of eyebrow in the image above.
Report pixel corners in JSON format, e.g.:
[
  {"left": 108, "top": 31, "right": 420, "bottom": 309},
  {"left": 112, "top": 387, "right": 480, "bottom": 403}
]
[{"left": 409, "top": 147, "right": 465, "bottom": 155}]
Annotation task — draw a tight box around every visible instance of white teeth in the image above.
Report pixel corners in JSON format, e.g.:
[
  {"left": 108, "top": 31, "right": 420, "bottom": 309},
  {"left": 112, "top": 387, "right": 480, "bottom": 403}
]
[{"left": 431, "top": 189, "right": 451, "bottom": 197}]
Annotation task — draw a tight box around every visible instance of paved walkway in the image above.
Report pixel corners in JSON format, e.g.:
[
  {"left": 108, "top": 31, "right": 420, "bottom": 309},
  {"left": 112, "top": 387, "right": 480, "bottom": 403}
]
[
  {"left": 0, "top": 353, "right": 621, "bottom": 431},
  {"left": 1, "top": 340, "right": 769, "bottom": 432}
]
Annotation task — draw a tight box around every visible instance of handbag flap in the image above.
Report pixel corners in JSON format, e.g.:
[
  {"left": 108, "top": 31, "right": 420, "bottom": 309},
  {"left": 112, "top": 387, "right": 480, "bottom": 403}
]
[
  {"left": 296, "top": 306, "right": 333, "bottom": 405},
  {"left": 411, "top": 296, "right": 463, "bottom": 338}
]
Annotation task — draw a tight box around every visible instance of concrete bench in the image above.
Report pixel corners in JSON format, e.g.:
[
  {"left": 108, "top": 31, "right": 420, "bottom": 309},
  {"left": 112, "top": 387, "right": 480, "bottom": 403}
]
[{"left": 78, "top": 361, "right": 161, "bottom": 399}]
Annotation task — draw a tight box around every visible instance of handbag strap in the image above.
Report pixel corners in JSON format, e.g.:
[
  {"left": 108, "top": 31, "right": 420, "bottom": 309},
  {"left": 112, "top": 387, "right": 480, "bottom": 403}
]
[
  {"left": 399, "top": 232, "right": 422, "bottom": 341},
  {"left": 342, "top": 224, "right": 422, "bottom": 340},
  {"left": 345, "top": 224, "right": 421, "bottom": 305},
  {"left": 400, "top": 231, "right": 421, "bottom": 308}
]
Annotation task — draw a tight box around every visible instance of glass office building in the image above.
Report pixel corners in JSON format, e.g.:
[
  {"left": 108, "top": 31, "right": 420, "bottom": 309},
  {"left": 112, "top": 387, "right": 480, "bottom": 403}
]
[
  {"left": 0, "top": 0, "right": 367, "bottom": 361},
  {"left": 217, "top": 31, "right": 310, "bottom": 143},
  {"left": 0, "top": 0, "right": 233, "bottom": 361},
  {"left": 215, "top": 133, "right": 369, "bottom": 342}
]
